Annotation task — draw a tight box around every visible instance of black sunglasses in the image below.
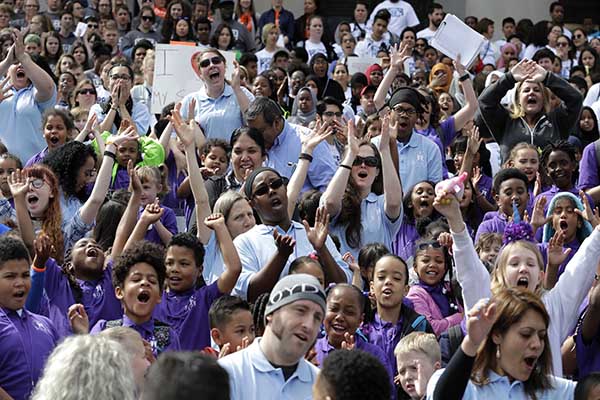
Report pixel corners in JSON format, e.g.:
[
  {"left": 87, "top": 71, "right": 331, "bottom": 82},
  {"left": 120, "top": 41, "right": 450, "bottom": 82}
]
[
  {"left": 141, "top": 15, "right": 154, "bottom": 21},
  {"left": 352, "top": 156, "right": 379, "bottom": 167},
  {"left": 252, "top": 178, "right": 284, "bottom": 197},
  {"left": 416, "top": 241, "right": 442, "bottom": 251},
  {"left": 78, "top": 88, "right": 95, "bottom": 95},
  {"left": 199, "top": 56, "right": 223, "bottom": 68}
]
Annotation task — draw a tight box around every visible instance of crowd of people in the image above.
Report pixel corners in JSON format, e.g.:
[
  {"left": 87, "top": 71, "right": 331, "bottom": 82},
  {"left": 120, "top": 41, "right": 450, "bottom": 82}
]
[{"left": 3, "top": 0, "right": 600, "bottom": 398}]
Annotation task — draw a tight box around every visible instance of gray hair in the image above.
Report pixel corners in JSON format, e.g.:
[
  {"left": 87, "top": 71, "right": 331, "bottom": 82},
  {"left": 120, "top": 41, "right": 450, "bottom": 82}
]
[
  {"left": 31, "top": 335, "right": 136, "bottom": 400},
  {"left": 244, "top": 96, "right": 283, "bottom": 125},
  {"left": 213, "top": 190, "right": 248, "bottom": 222}
]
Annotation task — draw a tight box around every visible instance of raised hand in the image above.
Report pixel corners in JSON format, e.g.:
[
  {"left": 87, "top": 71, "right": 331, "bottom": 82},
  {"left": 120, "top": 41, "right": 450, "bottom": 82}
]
[
  {"left": 128, "top": 160, "right": 142, "bottom": 194},
  {"left": 171, "top": 102, "right": 205, "bottom": 148},
  {"left": 68, "top": 304, "right": 89, "bottom": 334},
  {"left": 463, "top": 298, "right": 497, "bottom": 355},
  {"left": 533, "top": 172, "right": 543, "bottom": 197},
  {"left": 343, "top": 252, "right": 360, "bottom": 275},
  {"left": 218, "top": 342, "right": 232, "bottom": 359},
  {"left": 529, "top": 61, "right": 549, "bottom": 83},
  {"left": 237, "top": 336, "right": 251, "bottom": 352},
  {"left": 231, "top": 60, "right": 241, "bottom": 90},
  {"left": 437, "top": 232, "right": 453, "bottom": 250},
  {"left": 341, "top": 332, "right": 355, "bottom": 350},
  {"left": 528, "top": 196, "right": 550, "bottom": 231},
  {"left": 204, "top": 213, "right": 226, "bottom": 230},
  {"left": 575, "top": 190, "right": 600, "bottom": 228},
  {"left": 33, "top": 233, "right": 54, "bottom": 268},
  {"left": 547, "top": 230, "right": 572, "bottom": 267},
  {"left": 187, "top": 97, "right": 196, "bottom": 123},
  {"left": 303, "top": 206, "right": 330, "bottom": 251},
  {"left": 12, "top": 29, "right": 26, "bottom": 62},
  {"left": 453, "top": 54, "right": 467, "bottom": 77},
  {"left": 390, "top": 43, "right": 410, "bottom": 73},
  {"left": 8, "top": 169, "right": 29, "bottom": 199},
  {"left": 273, "top": 229, "right": 295, "bottom": 257},
  {"left": 466, "top": 125, "right": 481, "bottom": 154},
  {"left": 140, "top": 200, "right": 164, "bottom": 225},
  {"left": 378, "top": 114, "right": 392, "bottom": 152},
  {"left": 472, "top": 165, "right": 482, "bottom": 188},
  {"left": 110, "top": 124, "right": 138, "bottom": 147},
  {"left": 301, "top": 115, "right": 333, "bottom": 154},
  {"left": 510, "top": 59, "right": 536, "bottom": 82},
  {"left": 432, "top": 190, "right": 462, "bottom": 220}
]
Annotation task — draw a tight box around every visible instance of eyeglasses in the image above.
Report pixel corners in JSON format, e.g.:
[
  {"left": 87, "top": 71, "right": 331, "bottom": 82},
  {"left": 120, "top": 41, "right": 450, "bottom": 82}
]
[
  {"left": 575, "top": 34, "right": 585, "bottom": 39},
  {"left": 252, "top": 177, "right": 284, "bottom": 197},
  {"left": 323, "top": 111, "right": 342, "bottom": 118},
  {"left": 392, "top": 106, "right": 417, "bottom": 116},
  {"left": 87, "top": 23, "right": 98, "bottom": 28},
  {"left": 78, "top": 88, "right": 95, "bottom": 95},
  {"left": 416, "top": 241, "right": 442, "bottom": 251},
  {"left": 352, "top": 156, "right": 379, "bottom": 167},
  {"left": 141, "top": 15, "right": 154, "bottom": 21},
  {"left": 557, "top": 42, "right": 569, "bottom": 47},
  {"left": 199, "top": 56, "right": 223, "bottom": 68},
  {"left": 30, "top": 178, "right": 45, "bottom": 189},
  {"left": 110, "top": 74, "right": 131, "bottom": 81}
]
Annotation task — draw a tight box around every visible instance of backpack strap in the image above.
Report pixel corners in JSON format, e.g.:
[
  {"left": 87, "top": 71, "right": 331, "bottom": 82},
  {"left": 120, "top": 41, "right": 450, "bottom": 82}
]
[
  {"left": 411, "top": 315, "right": 428, "bottom": 332},
  {"left": 447, "top": 324, "right": 464, "bottom": 358}
]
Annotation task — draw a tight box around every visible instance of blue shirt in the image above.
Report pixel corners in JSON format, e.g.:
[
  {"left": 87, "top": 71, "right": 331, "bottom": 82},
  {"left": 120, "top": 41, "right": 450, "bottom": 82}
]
[
  {"left": 203, "top": 232, "right": 225, "bottom": 285},
  {"left": 329, "top": 193, "right": 403, "bottom": 260},
  {"left": 181, "top": 84, "right": 254, "bottom": 143},
  {"left": 426, "top": 369, "right": 576, "bottom": 400},
  {"left": 0, "top": 84, "right": 56, "bottom": 163},
  {"left": 266, "top": 121, "right": 337, "bottom": 192},
  {"left": 233, "top": 222, "right": 351, "bottom": 300},
  {"left": 219, "top": 338, "right": 318, "bottom": 400},
  {"left": 373, "top": 133, "right": 442, "bottom": 192},
  {"left": 90, "top": 100, "right": 151, "bottom": 135}
]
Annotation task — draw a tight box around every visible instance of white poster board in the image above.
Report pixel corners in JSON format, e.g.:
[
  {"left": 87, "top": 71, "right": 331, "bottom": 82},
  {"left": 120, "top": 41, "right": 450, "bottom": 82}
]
[
  {"left": 430, "top": 14, "right": 485, "bottom": 68},
  {"left": 346, "top": 56, "right": 383, "bottom": 76},
  {"left": 151, "top": 44, "right": 237, "bottom": 114}
]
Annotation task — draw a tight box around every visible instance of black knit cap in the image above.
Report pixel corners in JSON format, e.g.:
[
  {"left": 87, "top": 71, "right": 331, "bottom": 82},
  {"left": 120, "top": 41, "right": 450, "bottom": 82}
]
[{"left": 387, "top": 87, "right": 426, "bottom": 113}]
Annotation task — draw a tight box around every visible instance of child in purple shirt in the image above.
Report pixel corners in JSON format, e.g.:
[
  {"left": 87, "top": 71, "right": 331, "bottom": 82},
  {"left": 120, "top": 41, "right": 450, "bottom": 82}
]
[
  {"left": 506, "top": 142, "right": 544, "bottom": 215},
  {"left": 0, "top": 236, "right": 59, "bottom": 400},
  {"left": 575, "top": 281, "right": 600, "bottom": 380},
  {"left": 536, "top": 140, "right": 595, "bottom": 215},
  {"left": 135, "top": 166, "right": 178, "bottom": 246},
  {"left": 394, "top": 181, "right": 438, "bottom": 262},
  {"left": 362, "top": 254, "right": 433, "bottom": 375},
  {"left": 475, "top": 168, "right": 530, "bottom": 241},
  {"left": 539, "top": 192, "right": 593, "bottom": 287},
  {"left": 26, "top": 235, "right": 122, "bottom": 337},
  {"left": 314, "top": 284, "right": 396, "bottom": 397},
  {"left": 85, "top": 241, "right": 181, "bottom": 357},
  {"left": 406, "top": 239, "right": 463, "bottom": 338}
]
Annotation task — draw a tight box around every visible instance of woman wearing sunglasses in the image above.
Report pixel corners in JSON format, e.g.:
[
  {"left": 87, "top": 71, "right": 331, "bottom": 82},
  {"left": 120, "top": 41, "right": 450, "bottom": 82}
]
[
  {"left": 181, "top": 48, "right": 253, "bottom": 143},
  {"left": 321, "top": 113, "right": 403, "bottom": 260}
]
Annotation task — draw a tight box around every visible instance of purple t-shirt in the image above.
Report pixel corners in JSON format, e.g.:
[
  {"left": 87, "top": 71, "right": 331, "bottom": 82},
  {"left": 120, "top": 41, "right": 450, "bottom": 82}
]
[
  {"left": 578, "top": 141, "right": 599, "bottom": 191},
  {"left": 393, "top": 219, "right": 420, "bottom": 261},
  {"left": 110, "top": 166, "right": 130, "bottom": 191},
  {"left": 315, "top": 334, "right": 396, "bottom": 398},
  {"left": 141, "top": 205, "right": 179, "bottom": 245},
  {"left": 0, "top": 308, "right": 59, "bottom": 400},
  {"left": 416, "top": 117, "right": 459, "bottom": 179},
  {"left": 24, "top": 147, "right": 49, "bottom": 167},
  {"left": 91, "top": 314, "right": 181, "bottom": 356},
  {"left": 363, "top": 312, "right": 404, "bottom": 374},
  {"left": 30, "top": 259, "right": 122, "bottom": 337},
  {"left": 153, "top": 281, "right": 223, "bottom": 351},
  {"left": 475, "top": 212, "right": 508, "bottom": 242}
]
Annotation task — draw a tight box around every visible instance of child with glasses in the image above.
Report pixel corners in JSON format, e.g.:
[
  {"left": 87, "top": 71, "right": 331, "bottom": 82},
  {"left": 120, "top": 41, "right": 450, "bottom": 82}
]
[{"left": 406, "top": 239, "right": 463, "bottom": 338}]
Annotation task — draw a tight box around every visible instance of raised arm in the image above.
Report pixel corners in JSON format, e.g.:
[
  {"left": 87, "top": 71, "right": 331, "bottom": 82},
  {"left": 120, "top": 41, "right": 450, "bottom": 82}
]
[
  {"left": 374, "top": 43, "right": 411, "bottom": 111},
  {"left": 170, "top": 103, "right": 212, "bottom": 244},
  {"left": 452, "top": 57, "right": 478, "bottom": 131},
  {"left": 158, "top": 121, "right": 173, "bottom": 159},
  {"left": 124, "top": 201, "right": 164, "bottom": 250},
  {"left": 205, "top": 213, "right": 242, "bottom": 294},
  {"left": 13, "top": 30, "right": 55, "bottom": 102},
  {"left": 379, "top": 114, "right": 402, "bottom": 219},
  {"left": 79, "top": 125, "right": 138, "bottom": 225},
  {"left": 231, "top": 61, "right": 251, "bottom": 114},
  {"left": 581, "top": 283, "right": 600, "bottom": 344},
  {"left": 110, "top": 160, "right": 142, "bottom": 260},
  {"left": 286, "top": 117, "right": 332, "bottom": 218},
  {"left": 321, "top": 120, "right": 361, "bottom": 218},
  {"left": 433, "top": 190, "right": 492, "bottom": 312}
]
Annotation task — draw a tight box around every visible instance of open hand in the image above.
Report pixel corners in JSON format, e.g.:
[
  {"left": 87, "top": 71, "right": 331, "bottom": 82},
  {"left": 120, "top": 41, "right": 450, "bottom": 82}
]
[{"left": 68, "top": 304, "right": 90, "bottom": 334}]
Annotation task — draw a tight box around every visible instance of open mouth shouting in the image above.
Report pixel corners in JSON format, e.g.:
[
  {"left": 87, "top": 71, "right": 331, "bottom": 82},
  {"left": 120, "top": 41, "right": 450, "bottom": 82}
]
[
  {"left": 516, "top": 276, "right": 529, "bottom": 288},
  {"left": 137, "top": 290, "right": 151, "bottom": 304},
  {"left": 26, "top": 193, "right": 39, "bottom": 207},
  {"left": 559, "top": 220, "right": 569, "bottom": 231}
]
